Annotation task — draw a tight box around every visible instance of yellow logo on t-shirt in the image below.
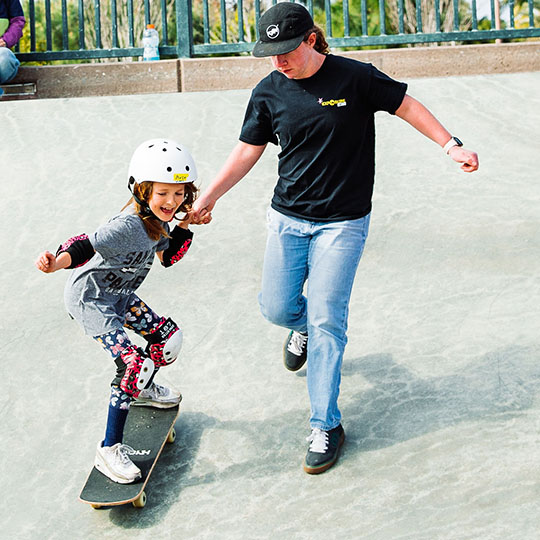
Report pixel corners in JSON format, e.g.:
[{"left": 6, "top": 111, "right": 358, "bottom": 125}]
[{"left": 318, "top": 97, "right": 347, "bottom": 107}]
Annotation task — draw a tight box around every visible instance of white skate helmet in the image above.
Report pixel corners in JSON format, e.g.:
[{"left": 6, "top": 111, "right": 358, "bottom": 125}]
[{"left": 128, "top": 138, "right": 198, "bottom": 186}]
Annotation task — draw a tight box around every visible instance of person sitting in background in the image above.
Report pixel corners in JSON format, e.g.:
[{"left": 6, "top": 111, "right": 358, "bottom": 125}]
[{"left": 0, "top": 0, "right": 25, "bottom": 98}]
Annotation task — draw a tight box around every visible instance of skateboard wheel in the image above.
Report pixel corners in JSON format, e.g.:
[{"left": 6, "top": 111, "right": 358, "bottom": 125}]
[
  {"left": 132, "top": 491, "right": 147, "bottom": 508},
  {"left": 167, "top": 428, "right": 176, "bottom": 444},
  {"left": 91, "top": 504, "right": 102, "bottom": 510}
]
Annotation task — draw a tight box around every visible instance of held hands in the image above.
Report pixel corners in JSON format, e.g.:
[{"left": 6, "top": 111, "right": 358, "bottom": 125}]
[
  {"left": 177, "top": 209, "right": 213, "bottom": 229},
  {"left": 448, "top": 146, "right": 479, "bottom": 173},
  {"left": 191, "top": 212, "right": 212, "bottom": 225},
  {"left": 190, "top": 195, "right": 215, "bottom": 224}
]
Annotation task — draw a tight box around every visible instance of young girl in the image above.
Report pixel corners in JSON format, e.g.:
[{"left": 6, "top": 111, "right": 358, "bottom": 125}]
[{"left": 35, "top": 138, "right": 210, "bottom": 484}]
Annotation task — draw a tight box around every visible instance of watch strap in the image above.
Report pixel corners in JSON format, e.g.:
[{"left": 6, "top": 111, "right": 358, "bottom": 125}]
[{"left": 443, "top": 137, "right": 463, "bottom": 154}]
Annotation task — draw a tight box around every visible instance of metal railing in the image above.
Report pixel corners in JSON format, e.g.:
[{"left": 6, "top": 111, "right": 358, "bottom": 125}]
[{"left": 14, "top": 0, "right": 540, "bottom": 62}]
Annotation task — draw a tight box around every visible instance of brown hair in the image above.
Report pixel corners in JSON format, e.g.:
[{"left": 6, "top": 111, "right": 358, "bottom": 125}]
[
  {"left": 303, "top": 25, "right": 329, "bottom": 55},
  {"left": 123, "top": 180, "right": 199, "bottom": 241}
]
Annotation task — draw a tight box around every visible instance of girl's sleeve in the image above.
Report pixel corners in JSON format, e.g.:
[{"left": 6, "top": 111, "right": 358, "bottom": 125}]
[{"left": 90, "top": 215, "right": 136, "bottom": 258}]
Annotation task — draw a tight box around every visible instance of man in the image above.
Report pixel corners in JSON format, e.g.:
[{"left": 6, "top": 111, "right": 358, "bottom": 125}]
[{"left": 192, "top": 2, "right": 479, "bottom": 474}]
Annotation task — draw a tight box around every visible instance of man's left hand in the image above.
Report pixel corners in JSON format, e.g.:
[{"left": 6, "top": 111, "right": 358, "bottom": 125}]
[{"left": 449, "top": 146, "right": 479, "bottom": 173}]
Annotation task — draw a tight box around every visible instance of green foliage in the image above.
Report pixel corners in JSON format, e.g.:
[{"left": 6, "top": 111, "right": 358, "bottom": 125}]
[
  {"left": 18, "top": 0, "right": 80, "bottom": 53},
  {"left": 320, "top": 0, "right": 382, "bottom": 38}
]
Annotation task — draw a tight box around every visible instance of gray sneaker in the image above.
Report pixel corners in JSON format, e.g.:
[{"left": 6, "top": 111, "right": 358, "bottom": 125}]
[
  {"left": 94, "top": 442, "right": 142, "bottom": 484},
  {"left": 132, "top": 382, "right": 182, "bottom": 409}
]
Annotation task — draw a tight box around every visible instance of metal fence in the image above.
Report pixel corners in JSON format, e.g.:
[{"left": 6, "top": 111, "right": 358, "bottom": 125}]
[{"left": 15, "top": 0, "right": 540, "bottom": 62}]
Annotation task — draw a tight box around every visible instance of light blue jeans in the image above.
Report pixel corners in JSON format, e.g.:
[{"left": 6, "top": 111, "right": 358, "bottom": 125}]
[
  {"left": 0, "top": 47, "right": 20, "bottom": 96},
  {"left": 259, "top": 206, "right": 371, "bottom": 431}
]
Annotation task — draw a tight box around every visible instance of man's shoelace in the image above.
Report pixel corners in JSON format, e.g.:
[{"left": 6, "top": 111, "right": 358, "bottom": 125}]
[
  {"left": 287, "top": 332, "right": 308, "bottom": 356},
  {"left": 307, "top": 428, "right": 329, "bottom": 454}
]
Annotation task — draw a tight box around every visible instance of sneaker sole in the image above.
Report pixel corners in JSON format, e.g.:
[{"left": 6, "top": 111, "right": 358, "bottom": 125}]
[
  {"left": 303, "top": 431, "right": 345, "bottom": 475},
  {"left": 283, "top": 355, "right": 307, "bottom": 372},
  {"left": 94, "top": 455, "right": 141, "bottom": 484},
  {"left": 131, "top": 397, "right": 182, "bottom": 409}
]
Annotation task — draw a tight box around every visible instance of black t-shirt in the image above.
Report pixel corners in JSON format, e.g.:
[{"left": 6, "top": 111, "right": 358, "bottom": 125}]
[{"left": 240, "top": 54, "right": 407, "bottom": 222}]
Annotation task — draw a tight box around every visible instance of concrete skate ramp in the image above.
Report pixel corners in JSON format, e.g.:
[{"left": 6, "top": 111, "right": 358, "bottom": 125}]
[{"left": 2, "top": 71, "right": 540, "bottom": 538}]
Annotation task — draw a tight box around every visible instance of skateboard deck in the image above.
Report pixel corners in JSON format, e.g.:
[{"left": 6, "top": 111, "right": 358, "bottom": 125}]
[{"left": 79, "top": 404, "right": 180, "bottom": 509}]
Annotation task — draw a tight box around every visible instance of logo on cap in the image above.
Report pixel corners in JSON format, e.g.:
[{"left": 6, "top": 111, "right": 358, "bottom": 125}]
[{"left": 266, "top": 24, "right": 280, "bottom": 39}]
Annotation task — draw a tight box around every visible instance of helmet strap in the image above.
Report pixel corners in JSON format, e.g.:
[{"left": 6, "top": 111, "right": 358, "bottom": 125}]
[{"left": 128, "top": 177, "right": 154, "bottom": 217}]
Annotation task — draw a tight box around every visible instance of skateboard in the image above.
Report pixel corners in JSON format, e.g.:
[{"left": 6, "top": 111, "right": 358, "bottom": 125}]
[{"left": 79, "top": 404, "right": 180, "bottom": 509}]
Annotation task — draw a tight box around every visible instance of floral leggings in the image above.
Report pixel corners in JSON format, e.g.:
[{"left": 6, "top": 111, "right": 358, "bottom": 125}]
[{"left": 94, "top": 295, "right": 164, "bottom": 409}]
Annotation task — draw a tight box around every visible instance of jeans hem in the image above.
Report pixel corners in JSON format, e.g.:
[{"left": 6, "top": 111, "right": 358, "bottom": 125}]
[{"left": 309, "top": 421, "right": 342, "bottom": 432}]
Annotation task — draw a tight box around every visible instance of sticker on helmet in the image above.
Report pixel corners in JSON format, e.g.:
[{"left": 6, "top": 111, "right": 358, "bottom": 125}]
[{"left": 174, "top": 173, "right": 190, "bottom": 182}]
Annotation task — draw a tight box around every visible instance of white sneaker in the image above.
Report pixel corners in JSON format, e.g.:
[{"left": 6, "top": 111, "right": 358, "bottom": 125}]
[
  {"left": 94, "top": 442, "right": 142, "bottom": 484},
  {"left": 132, "top": 382, "right": 182, "bottom": 409}
]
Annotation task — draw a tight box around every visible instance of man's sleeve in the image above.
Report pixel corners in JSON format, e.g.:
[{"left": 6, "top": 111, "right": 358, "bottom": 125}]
[
  {"left": 366, "top": 64, "right": 408, "bottom": 115},
  {"left": 239, "top": 86, "right": 279, "bottom": 146}
]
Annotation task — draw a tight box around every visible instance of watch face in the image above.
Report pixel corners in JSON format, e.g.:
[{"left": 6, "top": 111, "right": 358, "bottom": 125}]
[{"left": 453, "top": 137, "right": 463, "bottom": 147}]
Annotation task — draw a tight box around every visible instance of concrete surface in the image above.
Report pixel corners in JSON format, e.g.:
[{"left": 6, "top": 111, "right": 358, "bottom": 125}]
[
  {"left": 1, "top": 70, "right": 540, "bottom": 539},
  {"left": 7, "top": 41, "right": 540, "bottom": 99}
]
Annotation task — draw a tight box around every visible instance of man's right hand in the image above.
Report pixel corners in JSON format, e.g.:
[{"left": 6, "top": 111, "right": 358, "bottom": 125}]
[{"left": 191, "top": 196, "right": 215, "bottom": 222}]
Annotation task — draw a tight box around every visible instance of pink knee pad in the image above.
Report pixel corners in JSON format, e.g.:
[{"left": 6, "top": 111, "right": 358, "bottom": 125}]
[
  {"left": 144, "top": 318, "right": 183, "bottom": 367},
  {"left": 119, "top": 346, "right": 155, "bottom": 397}
]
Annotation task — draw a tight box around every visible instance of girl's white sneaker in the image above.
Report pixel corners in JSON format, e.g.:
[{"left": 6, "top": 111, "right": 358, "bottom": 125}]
[
  {"left": 94, "top": 442, "right": 142, "bottom": 484},
  {"left": 132, "top": 382, "right": 182, "bottom": 408}
]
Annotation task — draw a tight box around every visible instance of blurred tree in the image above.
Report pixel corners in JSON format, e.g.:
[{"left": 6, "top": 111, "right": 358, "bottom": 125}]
[
  {"left": 511, "top": 0, "right": 540, "bottom": 27},
  {"left": 18, "top": 0, "right": 80, "bottom": 54}
]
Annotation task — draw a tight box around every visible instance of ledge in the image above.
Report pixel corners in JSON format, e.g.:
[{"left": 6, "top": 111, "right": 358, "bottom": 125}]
[
  {"left": 8, "top": 59, "right": 180, "bottom": 99},
  {"left": 5, "top": 41, "right": 540, "bottom": 100}
]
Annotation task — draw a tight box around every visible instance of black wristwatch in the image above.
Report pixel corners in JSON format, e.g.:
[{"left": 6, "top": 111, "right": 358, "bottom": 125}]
[{"left": 443, "top": 137, "right": 463, "bottom": 154}]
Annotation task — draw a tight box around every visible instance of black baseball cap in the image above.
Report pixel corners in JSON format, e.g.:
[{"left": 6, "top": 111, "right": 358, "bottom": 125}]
[{"left": 252, "top": 2, "right": 314, "bottom": 58}]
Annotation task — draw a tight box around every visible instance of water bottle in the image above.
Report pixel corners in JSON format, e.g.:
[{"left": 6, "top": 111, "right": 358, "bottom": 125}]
[{"left": 142, "top": 24, "right": 160, "bottom": 61}]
